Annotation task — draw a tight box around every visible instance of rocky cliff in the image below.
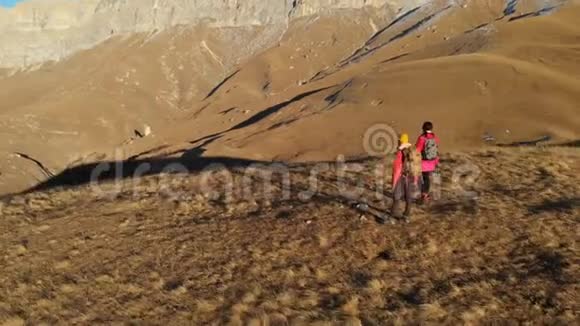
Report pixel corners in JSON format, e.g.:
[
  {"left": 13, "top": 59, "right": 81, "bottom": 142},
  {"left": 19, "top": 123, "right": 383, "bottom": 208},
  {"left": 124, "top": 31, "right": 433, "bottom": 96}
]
[{"left": 0, "top": 0, "right": 428, "bottom": 68}]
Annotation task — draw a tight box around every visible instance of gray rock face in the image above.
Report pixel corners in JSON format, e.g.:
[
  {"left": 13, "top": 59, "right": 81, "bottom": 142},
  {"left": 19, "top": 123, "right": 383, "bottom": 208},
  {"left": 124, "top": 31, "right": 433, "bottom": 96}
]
[{"left": 0, "top": 0, "right": 429, "bottom": 68}]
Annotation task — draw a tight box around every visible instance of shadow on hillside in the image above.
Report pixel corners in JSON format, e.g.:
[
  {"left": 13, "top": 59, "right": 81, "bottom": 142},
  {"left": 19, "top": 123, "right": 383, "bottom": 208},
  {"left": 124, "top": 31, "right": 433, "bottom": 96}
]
[
  {"left": 558, "top": 139, "right": 580, "bottom": 147},
  {"left": 23, "top": 150, "right": 374, "bottom": 195},
  {"left": 496, "top": 137, "right": 580, "bottom": 148},
  {"left": 27, "top": 155, "right": 264, "bottom": 193},
  {"left": 19, "top": 152, "right": 396, "bottom": 224},
  {"left": 528, "top": 198, "right": 579, "bottom": 215},
  {"left": 497, "top": 136, "right": 552, "bottom": 147}
]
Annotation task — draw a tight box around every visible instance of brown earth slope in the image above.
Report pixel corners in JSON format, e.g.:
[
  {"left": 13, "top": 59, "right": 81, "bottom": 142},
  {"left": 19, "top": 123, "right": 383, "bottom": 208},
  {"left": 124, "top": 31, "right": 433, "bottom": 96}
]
[
  {"left": 141, "top": 0, "right": 580, "bottom": 163},
  {"left": 0, "top": 148, "right": 578, "bottom": 324},
  {"left": 1, "top": 1, "right": 580, "bottom": 194},
  {"left": 0, "top": 8, "right": 384, "bottom": 195}
]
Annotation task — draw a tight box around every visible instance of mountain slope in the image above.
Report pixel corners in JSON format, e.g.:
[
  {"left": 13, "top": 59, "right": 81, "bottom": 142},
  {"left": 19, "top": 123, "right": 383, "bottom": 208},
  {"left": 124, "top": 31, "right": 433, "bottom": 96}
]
[
  {"left": 0, "top": 6, "right": 389, "bottom": 194},
  {"left": 126, "top": 0, "right": 580, "bottom": 163}
]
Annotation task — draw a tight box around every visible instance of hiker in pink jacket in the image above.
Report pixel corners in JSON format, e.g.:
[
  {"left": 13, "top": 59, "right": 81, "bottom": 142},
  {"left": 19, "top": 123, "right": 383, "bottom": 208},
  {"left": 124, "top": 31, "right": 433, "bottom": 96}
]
[{"left": 416, "top": 122, "right": 440, "bottom": 202}]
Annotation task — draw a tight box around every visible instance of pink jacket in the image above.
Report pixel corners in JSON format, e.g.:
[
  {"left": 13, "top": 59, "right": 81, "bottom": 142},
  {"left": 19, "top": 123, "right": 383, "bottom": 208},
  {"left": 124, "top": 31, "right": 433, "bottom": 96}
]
[
  {"left": 416, "top": 133, "right": 440, "bottom": 172},
  {"left": 392, "top": 150, "right": 404, "bottom": 187}
]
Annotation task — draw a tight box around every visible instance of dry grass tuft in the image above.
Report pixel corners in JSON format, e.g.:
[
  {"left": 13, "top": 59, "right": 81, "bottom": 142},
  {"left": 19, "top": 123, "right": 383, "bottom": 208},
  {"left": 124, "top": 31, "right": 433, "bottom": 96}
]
[
  {"left": 1, "top": 318, "right": 25, "bottom": 326},
  {"left": 343, "top": 316, "right": 363, "bottom": 326},
  {"left": 420, "top": 302, "right": 448, "bottom": 321},
  {"left": 0, "top": 149, "right": 578, "bottom": 324},
  {"left": 341, "top": 296, "right": 360, "bottom": 316},
  {"left": 461, "top": 306, "right": 487, "bottom": 325}
]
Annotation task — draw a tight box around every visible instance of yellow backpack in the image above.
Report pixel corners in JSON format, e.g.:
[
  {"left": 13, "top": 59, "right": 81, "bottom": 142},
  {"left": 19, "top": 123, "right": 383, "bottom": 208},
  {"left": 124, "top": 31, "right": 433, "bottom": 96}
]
[{"left": 402, "top": 147, "right": 422, "bottom": 178}]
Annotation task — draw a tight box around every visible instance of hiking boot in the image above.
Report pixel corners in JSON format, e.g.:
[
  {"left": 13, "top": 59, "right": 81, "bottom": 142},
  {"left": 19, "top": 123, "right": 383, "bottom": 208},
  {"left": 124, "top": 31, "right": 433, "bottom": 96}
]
[
  {"left": 378, "top": 215, "right": 394, "bottom": 225},
  {"left": 421, "top": 193, "right": 431, "bottom": 205},
  {"left": 379, "top": 214, "right": 396, "bottom": 225},
  {"left": 391, "top": 200, "right": 403, "bottom": 219},
  {"left": 403, "top": 206, "right": 411, "bottom": 219}
]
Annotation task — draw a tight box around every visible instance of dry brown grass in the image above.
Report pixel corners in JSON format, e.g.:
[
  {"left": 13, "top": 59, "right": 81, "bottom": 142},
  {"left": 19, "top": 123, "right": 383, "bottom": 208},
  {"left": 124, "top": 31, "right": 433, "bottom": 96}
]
[{"left": 0, "top": 148, "right": 578, "bottom": 324}]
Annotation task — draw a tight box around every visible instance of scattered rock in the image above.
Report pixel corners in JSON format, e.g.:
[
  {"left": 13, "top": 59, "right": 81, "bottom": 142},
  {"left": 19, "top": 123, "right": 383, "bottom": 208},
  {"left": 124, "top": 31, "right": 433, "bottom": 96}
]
[
  {"left": 171, "top": 286, "right": 188, "bottom": 296},
  {"left": 36, "top": 225, "right": 50, "bottom": 232},
  {"left": 143, "top": 124, "right": 152, "bottom": 136},
  {"left": 55, "top": 260, "right": 71, "bottom": 270},
  {"left": 60, "top": 284, "right": 76, "bottom": 294},
  {"left": 475, "top": 80, "right": 489, "bottom": 94},
  {"left": 119, "top": 219, "right": 130, "bottom": 228},
  {"left": 134, "top": 125, "right": 152, "bottom": 138},
  {"left": 371, "top": 99, "right": 383, "bottom": 106},
  {"left": 482, "top": 133, "right": 496, "bottom": 143}
]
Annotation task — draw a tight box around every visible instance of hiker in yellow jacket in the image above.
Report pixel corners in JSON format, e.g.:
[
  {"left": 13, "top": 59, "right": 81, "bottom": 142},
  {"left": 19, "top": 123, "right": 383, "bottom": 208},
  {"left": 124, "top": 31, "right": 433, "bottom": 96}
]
[{"left": 391, "top": 133, "right": 422, "bottom": 220}]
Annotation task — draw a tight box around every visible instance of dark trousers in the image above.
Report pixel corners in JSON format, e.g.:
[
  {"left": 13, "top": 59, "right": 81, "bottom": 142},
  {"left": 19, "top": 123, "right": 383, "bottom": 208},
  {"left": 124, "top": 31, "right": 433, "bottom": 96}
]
[
  {"left": 394, "top": 175, "right": 413, "bottom": 204},
  {"left": 422, "top": 172, "right": 432, "bottom": 195},
  {"left": 393, "top": 175, "right": 417, "bottom": 216}
]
